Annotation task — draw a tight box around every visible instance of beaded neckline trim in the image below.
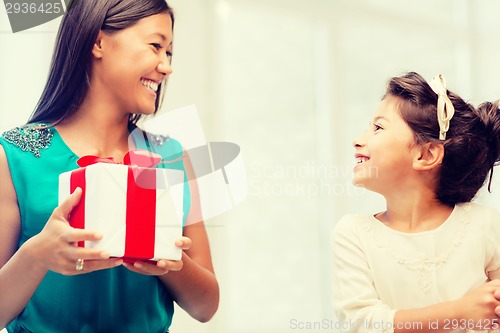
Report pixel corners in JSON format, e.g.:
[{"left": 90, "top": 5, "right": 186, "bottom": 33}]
[
  {"left": 362, "top": 204, "right": 471, "bottom": 293},
  {"left": 2, "top": 124, "right": 172, "bottom": 159},
  {"left": 1, "top": 123, "right": 54, "bottom": 158}
]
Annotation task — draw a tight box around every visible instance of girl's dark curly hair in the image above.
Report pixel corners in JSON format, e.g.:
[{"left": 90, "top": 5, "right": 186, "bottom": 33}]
[{"left": 385, "top": 72, "right": 500, "bottom": 206}]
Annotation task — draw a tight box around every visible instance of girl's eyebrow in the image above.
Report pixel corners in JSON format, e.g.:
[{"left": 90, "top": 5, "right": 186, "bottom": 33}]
[{"left": 373, "top": 116, "right": 389, "bottom": 122}]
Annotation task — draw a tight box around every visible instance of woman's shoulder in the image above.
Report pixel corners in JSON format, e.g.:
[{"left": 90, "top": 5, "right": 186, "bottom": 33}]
[
  {"left": 0, "top": 122, "right": 54, "bottom": 158},
  {"left": 129, "top": 126, "right": 184, "bottom": 160}
]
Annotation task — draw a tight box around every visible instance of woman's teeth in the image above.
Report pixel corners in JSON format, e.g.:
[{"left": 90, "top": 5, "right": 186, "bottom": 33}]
[{"left": 141, "top": 79, "right": 159, "bottom": 93}]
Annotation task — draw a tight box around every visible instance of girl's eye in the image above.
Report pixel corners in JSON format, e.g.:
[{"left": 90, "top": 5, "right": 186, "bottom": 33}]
[
  {"left": 166, "top": 51, "right": 173, "bottom": 61},
  {"left": 370, "top": 122, "right": 383, "bottom": 132}
]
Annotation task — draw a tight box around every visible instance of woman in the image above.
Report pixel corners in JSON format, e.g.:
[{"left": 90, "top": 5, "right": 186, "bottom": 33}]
[{"left": 0, "top": 0, "right": 219, "bottom": 331}]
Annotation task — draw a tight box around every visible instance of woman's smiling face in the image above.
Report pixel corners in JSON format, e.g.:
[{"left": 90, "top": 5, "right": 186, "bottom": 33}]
[{"left": 91, "top": 12, "right": 173, "bottom": 115}]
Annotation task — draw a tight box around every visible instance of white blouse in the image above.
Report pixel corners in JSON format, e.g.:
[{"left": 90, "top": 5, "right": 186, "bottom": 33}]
[{"left": 332, "top": 203, "right": 500, "bottom": 333}]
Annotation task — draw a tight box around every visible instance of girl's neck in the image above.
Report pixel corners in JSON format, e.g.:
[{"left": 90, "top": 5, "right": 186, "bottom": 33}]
[{"left": 378, "top": 191, "right": 454, "bottom": 233}]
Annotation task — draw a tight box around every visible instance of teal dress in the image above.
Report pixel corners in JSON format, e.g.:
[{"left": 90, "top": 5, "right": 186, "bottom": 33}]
[{"left": 0, "top": 123, "right": 190, "bottom": 333}]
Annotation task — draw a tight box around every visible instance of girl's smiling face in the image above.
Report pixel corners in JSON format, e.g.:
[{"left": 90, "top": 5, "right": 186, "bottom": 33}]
[
  {"left": 91, "top": 12, "right": 173, "bottom": 116},
  {"left": 352, "top": 95, "right": 420, "bottom": 194}
]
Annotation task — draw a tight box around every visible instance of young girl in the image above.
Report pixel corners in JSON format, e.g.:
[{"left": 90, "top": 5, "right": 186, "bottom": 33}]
[
  {"left": 0, "top": 0, "right": 218, "bottom": 332},
  {"left": 332, "top": 72, "right": 500, "bottom": 332}
]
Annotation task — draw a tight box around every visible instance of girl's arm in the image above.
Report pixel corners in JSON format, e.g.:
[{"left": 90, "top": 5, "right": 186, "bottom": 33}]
[
  {"left": 394, "top": 281, "right": 500, "bottom": 332},
  {"left": 396, "top": 206, "right": 500, "bottom": 333},
  {"left": 332, "top": 215, "right": 500, "bottom": 333},
  {"left": 332, "top": 215, "right": 396, "bottom": 333}
]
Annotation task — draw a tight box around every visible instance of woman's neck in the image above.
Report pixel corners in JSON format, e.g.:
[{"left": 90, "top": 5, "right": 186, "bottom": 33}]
[{"left": 55, "top": 97, "right": 132, "bottom": 160}]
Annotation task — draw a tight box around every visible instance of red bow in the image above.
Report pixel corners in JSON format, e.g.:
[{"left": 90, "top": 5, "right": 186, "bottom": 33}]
[{"left": 77, "top": 150, "right": 162, "bottom": 168}]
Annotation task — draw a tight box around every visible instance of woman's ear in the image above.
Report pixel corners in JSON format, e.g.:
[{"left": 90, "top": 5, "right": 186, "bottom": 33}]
[
  {"left": 92, "top": 30, "right": 105, "bottom": 59},
  {"left": 413, "top": 142, "right": 444, "bottom": 171}
]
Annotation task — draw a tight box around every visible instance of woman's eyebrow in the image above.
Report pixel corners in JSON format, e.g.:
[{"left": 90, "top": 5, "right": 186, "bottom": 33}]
[{"left": 147, "top": 32, "right": 173, "bottom": 46}]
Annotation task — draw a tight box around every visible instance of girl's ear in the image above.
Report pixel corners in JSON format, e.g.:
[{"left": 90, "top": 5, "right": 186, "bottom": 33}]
[
  {"left": 92, "top": 30, "right": 106, "bottom": 59},
  {"left": 413, "top": 142, "right": 444, "bottom": 171}
]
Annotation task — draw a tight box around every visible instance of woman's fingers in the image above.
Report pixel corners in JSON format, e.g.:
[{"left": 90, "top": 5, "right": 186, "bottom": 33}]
[
  {"left": 61, "top": 258, "right": 123, "bottom": 276},
  {"left": 157, "top": 259, "right": 183, "bottom": 271},
  {"left": 62, "top": 229, "right": 103, "bottom": 243},
  {"left": 121, "top": 259, "right": 183, "bottom": 276},
  {"left": 76, "top": 258, "right": 123, "bottom": 273},
  {"left": 65, "top": 247, "right": 111, "bottom": 261},
  {"left": 175, "top": 236, "right": 192, "bottom": 250},
  {"left": 53, "top": 187, "right": 82, "bottom": 219},
  {"left": 44, "top": 187, "right": 190, "bottom": 276}
]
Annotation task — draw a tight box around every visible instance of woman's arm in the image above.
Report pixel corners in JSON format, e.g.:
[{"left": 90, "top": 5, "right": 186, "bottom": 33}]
[
  {"left": 159, "top": 220, "right": 219, "bottom": 322},
  {"left": 0, "top": 145, "right": 121, "bottom": 328},
  {"left": 158, "top": 152, "right": 219, "bottom": 322},
  {"left": 123, "top": 151, "right": 219, "bottom": 322},
  {"left": 123, "top": 222, "right": 219, "bottom": 322},
  {"left": 0, "top": 144, "right": 45, "bottom": 328}
]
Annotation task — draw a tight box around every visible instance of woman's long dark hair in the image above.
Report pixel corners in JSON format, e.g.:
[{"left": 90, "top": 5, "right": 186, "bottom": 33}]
[{"left": 28, "top": 0, "right": 174, "bottom": 126}]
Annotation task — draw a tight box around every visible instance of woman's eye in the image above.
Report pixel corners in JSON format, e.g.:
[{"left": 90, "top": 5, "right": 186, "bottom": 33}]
[{"left": 151, "top": 43, "right": 163, "bottom": 50}]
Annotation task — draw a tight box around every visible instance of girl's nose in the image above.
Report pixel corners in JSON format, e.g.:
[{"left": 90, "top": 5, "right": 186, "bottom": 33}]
[{"left": 352, "top": 134, "right": 365, "bottom": 148}]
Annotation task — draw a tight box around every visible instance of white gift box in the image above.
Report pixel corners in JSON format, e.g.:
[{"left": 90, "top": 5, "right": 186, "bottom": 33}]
[{"left": 58, "top": 162, "right": 185, "bottom": 261}]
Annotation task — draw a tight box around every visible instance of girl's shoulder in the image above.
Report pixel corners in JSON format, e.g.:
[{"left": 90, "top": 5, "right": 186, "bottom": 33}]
[
  {"left": 462, "top": 202, "right": 500, "bottom": 225},
  {"left": 333, "top": 213, "right": 375, "bottom": 237}
]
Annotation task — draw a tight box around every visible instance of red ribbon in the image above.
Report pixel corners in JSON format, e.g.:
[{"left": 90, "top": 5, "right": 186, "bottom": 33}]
[
  {"left": 77, "top": 150, "right": 162, "bottom": 168},
  {"left": 69, "top": 150, "right": 162, "bottom": 260}
]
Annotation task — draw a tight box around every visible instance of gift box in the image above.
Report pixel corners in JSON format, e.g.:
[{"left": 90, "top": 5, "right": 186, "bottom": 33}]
[{"left": 58, "top": 150, "right": 185, "bottom": 261}]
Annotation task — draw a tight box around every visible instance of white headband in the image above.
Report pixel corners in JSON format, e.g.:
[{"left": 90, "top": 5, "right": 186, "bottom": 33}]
[{"left": 429, "top": 74, "right": 455, "bottom": 140}]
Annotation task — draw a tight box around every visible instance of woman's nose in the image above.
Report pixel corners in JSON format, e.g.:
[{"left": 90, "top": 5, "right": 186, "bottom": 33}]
[{"left": 157, "top": 54, "right": 173, "bottom": 76}]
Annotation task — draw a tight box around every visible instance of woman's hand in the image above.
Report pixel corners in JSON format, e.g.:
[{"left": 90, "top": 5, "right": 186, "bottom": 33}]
[
  {"left": 122, "top": 237, "right": 192, "bottom": 276},
  {"left": 27, "top": 188, "right": 123, "bottom": 275}
]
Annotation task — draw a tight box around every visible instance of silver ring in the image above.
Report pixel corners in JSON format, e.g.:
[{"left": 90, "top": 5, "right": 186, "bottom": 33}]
[{"left": 75, "top": 259, "right": 84, "bottom": 271}]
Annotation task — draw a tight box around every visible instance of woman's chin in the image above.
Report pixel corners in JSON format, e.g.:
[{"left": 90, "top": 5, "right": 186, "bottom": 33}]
[{"left": 134, "top": 106, "right": 156, "bottom": 116}]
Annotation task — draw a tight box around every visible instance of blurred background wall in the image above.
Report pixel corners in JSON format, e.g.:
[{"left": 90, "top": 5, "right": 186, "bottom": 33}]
[{"left": 1, "top": 1, "right": 500, "bottom": 332}]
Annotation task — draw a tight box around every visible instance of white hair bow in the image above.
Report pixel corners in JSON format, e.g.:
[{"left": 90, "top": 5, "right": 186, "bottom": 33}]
[{"left": 429, "top": 74, "right": 455, "bottom": 140}]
